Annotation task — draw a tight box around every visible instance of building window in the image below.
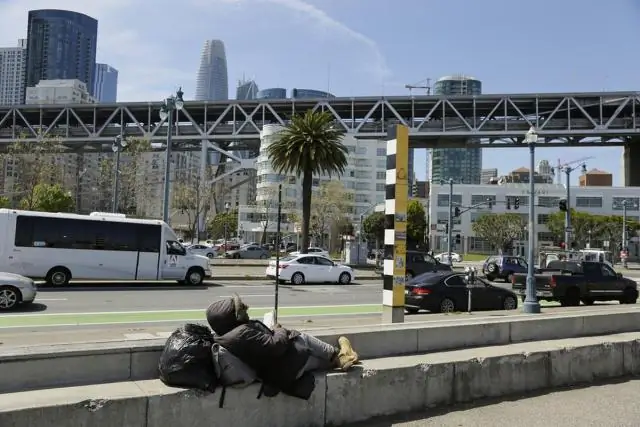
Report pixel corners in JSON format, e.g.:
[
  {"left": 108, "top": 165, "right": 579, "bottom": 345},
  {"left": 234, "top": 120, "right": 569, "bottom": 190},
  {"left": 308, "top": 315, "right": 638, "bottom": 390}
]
[
  {"left": 376, "top": 183, "right": 385, "bottom": 192},
  {"left": 436, "top": 212, "right": 461, "bottom": 225},
  {"left": 538, "top": 214, "right": 550, "bottom": 225},
  {"left": 376, "top": 171, "right": 385, "bottom": 180},
  {"left": 471, "top": 195, "right": 496, "bottom": 206},
  {"left": 376, "top": 148, "right": 386, "bottom": 156},
  {"left": 538, "top": 232, "right": 555, "bottom": 242},
  {"left": 505, "top": 195, "right": 529, "bottom": 207},
  {"left": 437, "top": 194, "right": 462, "bottom": 207},
  {"left": 612, "top": 197, "right": 640, "bottom": 211},
  {"left": 538, "top": 196, "right": 560, "bottom": 208},
  {"left": 575, "top": 197, "right": 602, "bottom": 208}
]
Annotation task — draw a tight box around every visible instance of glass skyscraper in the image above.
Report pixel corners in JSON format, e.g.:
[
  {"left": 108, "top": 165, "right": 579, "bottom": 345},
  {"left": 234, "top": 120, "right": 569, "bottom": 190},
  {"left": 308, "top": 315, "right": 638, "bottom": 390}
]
[
  {"left": 236, "top": 79, "right": 258, "bottom": 100},
  {"left": 256, "top": 88, "right": 287, "bottom": 100},
  {"left": 93, "top": 63, "right": 118, "bottom": 102},
  {"left": 25, "top": 9, "right": 98, "bottom": 95},
  {"left": 195, "top": 40, "right": 228, "bottom": 101},
  {"left": 429, "top": 75, "right": 483, "bottom": 184}
]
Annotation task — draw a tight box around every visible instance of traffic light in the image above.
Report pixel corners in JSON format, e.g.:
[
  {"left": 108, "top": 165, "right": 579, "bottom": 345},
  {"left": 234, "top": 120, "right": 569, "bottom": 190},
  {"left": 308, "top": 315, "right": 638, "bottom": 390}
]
[
  {"left": 514, "top": 197, "right": 520, "bottom": 210},
  {"left": 411, "top": 182, "right": 418, "bottom": 197},
  {"left": 445, "top": 222, "right": 449, "bottom": 234},
  {"left": 506, "top": 199, "right": 511, "bottom": 210},
  {"left": 559, "top": 199, "right": 567, "bottom": 212},
  {"left": 454, "top": 206, "right": 461, "bottom": 217},
  {"left": 455, "top": 234, "right": 461, "bottom": 245},
  {"left": 486, "top": 198, "right": 493, "bottom": 208}
]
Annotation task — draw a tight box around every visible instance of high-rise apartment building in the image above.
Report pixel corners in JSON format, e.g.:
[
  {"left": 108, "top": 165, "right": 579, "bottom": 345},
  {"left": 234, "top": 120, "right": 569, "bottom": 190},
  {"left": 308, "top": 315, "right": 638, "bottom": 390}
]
[
  {"left": 0, "top": 39, "right": 27, "bottom": 106},
  {"left": 481, "top": 168, "right": 498, "bottom": 184},
  {"left": 429, "top": 75, "right": 483, "bottom": 184},
  {"left": 236, "top": 78, "right": 258, "bottom": 100},
  {"left": 195, "top": 40, "right": 228, "bottom": 101},
  {"left": 93, "top": 63, "right": 118, "bottom": 102},
  {"left": 25, "top": 10, "right": 98, "bottom": 96}
]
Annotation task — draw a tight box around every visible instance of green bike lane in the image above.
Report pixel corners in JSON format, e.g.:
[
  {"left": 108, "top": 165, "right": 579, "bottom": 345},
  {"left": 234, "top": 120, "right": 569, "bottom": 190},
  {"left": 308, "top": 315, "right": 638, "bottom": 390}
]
[{"left": 0, "top": 304, "right": 382, "bottom": 329}]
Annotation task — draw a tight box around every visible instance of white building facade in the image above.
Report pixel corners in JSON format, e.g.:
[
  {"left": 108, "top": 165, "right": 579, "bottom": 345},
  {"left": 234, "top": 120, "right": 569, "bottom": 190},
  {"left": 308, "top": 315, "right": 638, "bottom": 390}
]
[
  {"left": 238, "top": 125, "right": 388, "bottom": 242},
  {"left": 25, "top": 79, "right": 96, "bottom": 105},
  {"left": 428, "top": 183, "right": 640, "bottom": 254},
  {"left": 0, "top": 39, "right": 27, "bottom": 106}
]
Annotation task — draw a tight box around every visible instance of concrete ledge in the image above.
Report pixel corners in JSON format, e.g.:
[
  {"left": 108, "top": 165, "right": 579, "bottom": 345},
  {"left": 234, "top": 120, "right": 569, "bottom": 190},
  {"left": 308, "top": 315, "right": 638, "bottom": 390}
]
[
  {"left": 2, "top": 333, "right": 640, "bottom": 427},
  {"left": 2, "top": 308, "right": 640, "bottom": 394}
]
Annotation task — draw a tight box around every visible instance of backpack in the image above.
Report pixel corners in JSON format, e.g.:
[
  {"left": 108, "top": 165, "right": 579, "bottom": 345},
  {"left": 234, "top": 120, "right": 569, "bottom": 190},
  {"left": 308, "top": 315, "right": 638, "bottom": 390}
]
[{"left": 158, "top": 324, "right": 218, "bottom": 392}]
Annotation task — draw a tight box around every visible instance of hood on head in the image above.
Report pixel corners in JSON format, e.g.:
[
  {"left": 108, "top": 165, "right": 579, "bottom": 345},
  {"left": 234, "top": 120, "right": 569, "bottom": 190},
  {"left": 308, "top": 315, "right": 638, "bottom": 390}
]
[{"left": 205, "top": 296, "right": 249, "bottom": 335}]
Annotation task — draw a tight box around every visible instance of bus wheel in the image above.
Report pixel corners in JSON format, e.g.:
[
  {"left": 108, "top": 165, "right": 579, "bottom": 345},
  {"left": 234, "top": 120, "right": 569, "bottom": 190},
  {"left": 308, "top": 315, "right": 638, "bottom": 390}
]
[
  {"left": 185, "top": 267, "right": 205, "bottom": 286},
  {"left": 46, "top": 267, "right": 71, "bottom": 286}
]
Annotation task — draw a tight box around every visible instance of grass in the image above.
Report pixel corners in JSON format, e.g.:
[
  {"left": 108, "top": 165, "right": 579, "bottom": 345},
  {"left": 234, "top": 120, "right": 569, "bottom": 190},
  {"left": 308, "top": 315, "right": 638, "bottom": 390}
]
[{"left": 463, "top": 253, "right": 489, "bottom": 262}]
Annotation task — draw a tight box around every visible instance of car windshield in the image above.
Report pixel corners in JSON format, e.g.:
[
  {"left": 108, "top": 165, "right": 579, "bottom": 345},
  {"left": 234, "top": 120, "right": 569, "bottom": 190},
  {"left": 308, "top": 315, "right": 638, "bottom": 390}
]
[
  {"left": 408, "top": 271, "right": 447, "bottom": 285},
  {"left": 279, "top": 256, "right": 297, "bottom": 262}
]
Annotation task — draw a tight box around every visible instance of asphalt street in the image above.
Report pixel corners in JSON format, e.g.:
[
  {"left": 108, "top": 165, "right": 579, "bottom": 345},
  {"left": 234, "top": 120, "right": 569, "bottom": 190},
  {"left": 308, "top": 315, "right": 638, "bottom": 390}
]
[
  {"left": 354, "top": 379, "right": 640, "bottom": 426},
  {"left": 0, "top": 279, "right": 635, "bottom": 348}
]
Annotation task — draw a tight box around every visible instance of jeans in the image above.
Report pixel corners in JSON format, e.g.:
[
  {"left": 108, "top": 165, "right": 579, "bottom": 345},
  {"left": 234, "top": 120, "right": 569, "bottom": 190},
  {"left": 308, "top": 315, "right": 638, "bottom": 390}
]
[{"left": 294, "top": 332, "right": 337, "bottom": 379}]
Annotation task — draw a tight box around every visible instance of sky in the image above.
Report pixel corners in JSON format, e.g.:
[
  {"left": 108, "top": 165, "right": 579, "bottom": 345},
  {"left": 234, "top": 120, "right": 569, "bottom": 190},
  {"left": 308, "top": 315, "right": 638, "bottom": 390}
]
[{"left": 0, "top": 0, "right": 638, "bottom": 185}]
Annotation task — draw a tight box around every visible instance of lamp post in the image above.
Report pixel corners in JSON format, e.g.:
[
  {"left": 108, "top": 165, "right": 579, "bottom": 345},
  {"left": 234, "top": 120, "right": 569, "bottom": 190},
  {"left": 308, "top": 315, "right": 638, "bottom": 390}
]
[
  {"left": 159, "top": 87, "right": 185, "bottom": 223},
  {"left": 523, "top": 126, "right": 541, "bottom": 314},
  {"left": 439, "top": 178, "right": 454, "bottom": 264},
  {"left": 75, "top": 168, "right": 87, "bottom": 214},
  {"left": 111, "top": 134, "right": 127, "bottom": 213},
  {"left": 223, "top": 202, "right": 231, "bottom": 256},
  {"left": 358, "top": 214, "right": 364, "bottom": 264},
  {"left": 559, "top": 163, "right": 587, "bottom": 250},
  {"left": 239, "top": 224, "right": 244, "bottom": 244}
]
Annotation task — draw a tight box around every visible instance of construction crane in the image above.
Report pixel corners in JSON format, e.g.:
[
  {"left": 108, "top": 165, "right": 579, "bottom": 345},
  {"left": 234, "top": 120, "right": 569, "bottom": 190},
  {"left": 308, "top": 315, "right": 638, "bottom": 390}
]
[
  {"left": 405, "top": 78, "right": 432, "bottom": 95},
  {"left": 553, "top": 156, "right": 595, "bottom": 184}
]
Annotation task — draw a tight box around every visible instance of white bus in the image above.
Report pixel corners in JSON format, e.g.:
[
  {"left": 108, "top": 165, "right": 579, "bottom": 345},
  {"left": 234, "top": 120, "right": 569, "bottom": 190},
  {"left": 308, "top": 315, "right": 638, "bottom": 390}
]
[{"left": 0, "top": 209, "right": 211, "bottom": 286}]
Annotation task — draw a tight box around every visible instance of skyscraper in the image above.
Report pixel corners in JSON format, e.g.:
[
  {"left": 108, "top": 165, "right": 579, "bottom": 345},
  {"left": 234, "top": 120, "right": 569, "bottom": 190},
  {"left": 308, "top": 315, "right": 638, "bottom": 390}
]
[
  {"left": 0, "top": 39, "right": 27, "bottom": 105},
  {"left": 236, "top": 78, "right": 258, "bottom": 100},
  {"left": 429, "top": 75, "right": 483, "bottom": 184},
  {"left": 93, "top": 63, "right": 118, "bottom": 102},
  {"left": 195, "top": 40, "right": 228, "bottom": 101},
  {"left": 25, "top": 10, "right": 98, "bottom": 95}
]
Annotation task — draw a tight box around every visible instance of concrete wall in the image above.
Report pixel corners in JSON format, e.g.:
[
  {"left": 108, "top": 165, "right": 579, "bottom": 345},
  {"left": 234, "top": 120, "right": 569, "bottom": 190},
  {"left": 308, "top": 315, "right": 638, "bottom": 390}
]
[
  {"left": 2, "top": 333, "right": 640, "bottom": 427},
  {"left": 3, "top": 308, "right": 640, "bottom": 394}
]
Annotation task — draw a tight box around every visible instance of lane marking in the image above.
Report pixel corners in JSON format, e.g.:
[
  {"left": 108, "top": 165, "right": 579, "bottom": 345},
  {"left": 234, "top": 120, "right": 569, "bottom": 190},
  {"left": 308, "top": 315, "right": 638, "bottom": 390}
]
[
  {"left": 220, "top": 294, "right": 274, "bottom": 298},
  {"left": 36, "top": 298, "right": 68, "bottom": 301}
]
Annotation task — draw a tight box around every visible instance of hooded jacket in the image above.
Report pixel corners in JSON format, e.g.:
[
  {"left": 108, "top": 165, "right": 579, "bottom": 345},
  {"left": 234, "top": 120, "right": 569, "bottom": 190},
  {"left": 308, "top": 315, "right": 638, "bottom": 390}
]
[{"left": 206, "top": 298, "right": 310, "bottom": 393}]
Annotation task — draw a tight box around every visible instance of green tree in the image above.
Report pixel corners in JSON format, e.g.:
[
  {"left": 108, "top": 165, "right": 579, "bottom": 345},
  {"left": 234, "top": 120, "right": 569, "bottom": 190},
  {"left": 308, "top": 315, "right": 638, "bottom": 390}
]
[
  {"left": 407, "top": 200, "right": 427, "bottom": 247},
  {"left": 266, "top": 110, "right": 348, "bottom": 253},
  {"left": 22, "top": 183, "right": 74, "bottom": 212},
  {"left": 207, "top": 211, "right": 238, "bottom": 240},
  {"left": 310, "top": 181, "right": 352, "bottom": 247},
  {"left": 0, "top": 196, "right": 9, "bottom": 208},
  {"left": 363, "top": 211, "right": 385, "bottom": 244},
  {"left": 472, "top": 213, "right": 526, "bottom": 252},
  {"left": 545, "top": 210, "right": 639, "bottom": 249}
]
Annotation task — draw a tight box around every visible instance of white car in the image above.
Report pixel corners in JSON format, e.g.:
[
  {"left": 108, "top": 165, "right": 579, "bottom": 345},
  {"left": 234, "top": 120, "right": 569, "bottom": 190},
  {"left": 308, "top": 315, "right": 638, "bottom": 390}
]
[
  {"left": 435, "top": 252, "right": 462, "bottom": 263},
  {"left": 187, "top": 244, "right": 218, "bottom": 259},
  {"left": 0, "top": 272, "right": 37, "bottom": 311},
  {"left": 265, "top": 255, "right": 354, "bottom": 285},
  {"left": 289, "top": 247, "right": 330, "bottom": 258}
]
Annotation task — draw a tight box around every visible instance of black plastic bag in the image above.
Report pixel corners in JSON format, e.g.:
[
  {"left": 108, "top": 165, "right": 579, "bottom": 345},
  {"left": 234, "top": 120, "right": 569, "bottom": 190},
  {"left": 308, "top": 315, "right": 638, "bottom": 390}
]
[{"left": 158, "top": 323, "right": 218, "bottom": 391}]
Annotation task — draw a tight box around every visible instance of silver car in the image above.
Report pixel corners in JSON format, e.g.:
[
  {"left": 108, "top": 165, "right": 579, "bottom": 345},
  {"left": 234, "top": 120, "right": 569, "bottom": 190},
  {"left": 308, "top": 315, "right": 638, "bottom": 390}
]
[
  {"left": 187, "top": 244, "right": 218, "bottom": 259},
  {"left": 225, "top": 246, "right": 271, "bottom": 259},
  {"left": 0, "top": 272, "right": 37, "bottom": 311}
]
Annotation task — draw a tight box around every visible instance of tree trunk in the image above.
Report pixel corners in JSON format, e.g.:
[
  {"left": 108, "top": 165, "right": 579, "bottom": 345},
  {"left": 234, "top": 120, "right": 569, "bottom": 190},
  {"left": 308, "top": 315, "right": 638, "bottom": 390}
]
[{"left": 300, "top": 170, "right": 313, "bottom": 254}]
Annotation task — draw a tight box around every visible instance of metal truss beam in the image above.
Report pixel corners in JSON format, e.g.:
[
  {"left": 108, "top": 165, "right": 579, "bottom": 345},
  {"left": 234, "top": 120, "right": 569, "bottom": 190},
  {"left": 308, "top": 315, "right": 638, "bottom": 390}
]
[{"left": 0, "top": 91, "right": 639, "bottom": 148}]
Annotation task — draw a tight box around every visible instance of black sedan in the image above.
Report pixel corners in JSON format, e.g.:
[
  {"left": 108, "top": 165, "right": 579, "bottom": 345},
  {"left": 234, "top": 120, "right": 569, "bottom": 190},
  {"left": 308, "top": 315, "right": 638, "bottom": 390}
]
[{"left": 404, "top": 271, "right": 519, "bottom": 314}]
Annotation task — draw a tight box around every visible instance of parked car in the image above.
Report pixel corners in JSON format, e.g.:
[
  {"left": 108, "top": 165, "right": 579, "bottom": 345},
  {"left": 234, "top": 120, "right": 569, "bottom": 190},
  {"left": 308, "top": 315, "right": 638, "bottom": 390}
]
[
  {"left": 434, "top": 252, "right": 462, "bottom": 263},
  {"left": 404, "top": 271, "right": 518, "bottom": 314},
  {"left": 511, "top": 261, "right": 638, "bottom": 306},
  {"left": 225, "top": 246, "right": 271, "bottom": 259},
  {"left": 265, "top": 254, "right": 354, "bottom": 285},
  {"left": 187, "top": 244, "right": 218, "bottom": 259},
  {"left": 0, "top": 272, "right": 37, "bottom": 311},
  {"left": 482, "top": 255, "right": 530, "bottom": 282},
  {"left": 405, "top": 251, "right": 452, "bottom": 279},
  {"left": 290, "top": 247, "right": 329, "bottom": 258}
]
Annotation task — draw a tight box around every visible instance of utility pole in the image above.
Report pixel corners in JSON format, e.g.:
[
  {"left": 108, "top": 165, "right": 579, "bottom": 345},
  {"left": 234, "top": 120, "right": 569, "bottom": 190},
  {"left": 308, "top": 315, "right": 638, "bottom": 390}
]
[
  {"left": 564, "top": 169, "right": 571, "bottom": 250},
  {"left": 447, "top": 178, "right": 453, "bottom": 263}
]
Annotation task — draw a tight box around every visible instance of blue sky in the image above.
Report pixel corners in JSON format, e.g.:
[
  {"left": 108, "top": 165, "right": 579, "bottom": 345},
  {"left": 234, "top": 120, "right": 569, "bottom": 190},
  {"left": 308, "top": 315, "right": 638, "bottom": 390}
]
[{"left": 1, "top": 0, "right": 638, "bottom": 185}]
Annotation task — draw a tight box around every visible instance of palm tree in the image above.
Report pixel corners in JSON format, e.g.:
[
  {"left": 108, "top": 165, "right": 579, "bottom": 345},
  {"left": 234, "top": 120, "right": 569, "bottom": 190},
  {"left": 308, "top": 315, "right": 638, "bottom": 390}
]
[{"left": 267, "top": 110, "right": 348, "bottom": 254}]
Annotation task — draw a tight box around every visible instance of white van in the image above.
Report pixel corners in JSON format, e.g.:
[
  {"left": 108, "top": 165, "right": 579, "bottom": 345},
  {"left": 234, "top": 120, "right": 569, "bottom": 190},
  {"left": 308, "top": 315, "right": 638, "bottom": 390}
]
[{"left": 0, "top": 209, "right": 211, "bottom": 286}]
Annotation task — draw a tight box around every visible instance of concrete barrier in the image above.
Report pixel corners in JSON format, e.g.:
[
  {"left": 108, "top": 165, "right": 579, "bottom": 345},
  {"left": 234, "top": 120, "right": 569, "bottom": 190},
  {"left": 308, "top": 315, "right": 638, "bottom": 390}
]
[
  {"left": 2, "top": 333, "right": 640, "bottom": 427},
  {"left": 2, "top": 308, "right": 640, "bottom": 394}
]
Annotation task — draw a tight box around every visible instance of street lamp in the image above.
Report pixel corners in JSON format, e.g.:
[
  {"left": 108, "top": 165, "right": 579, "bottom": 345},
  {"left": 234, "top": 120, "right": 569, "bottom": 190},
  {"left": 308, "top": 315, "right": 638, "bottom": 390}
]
[
  {"left": 557, "top": 162, "right": 587, "bottom": 249},
  {"left": 523, "top": 126, "right": 541, "bottom": 314},
  {"left": 239, "top": 224, "right": 244, "bottom": 243},
  {"left": 159, "top": 87, "right": 185, "bottom": 224},
  {"left": 438, "top": 178, "right": 456, "bottom": 264},
  {"left": 112, "top": 134, "right": 127, "bottom": 213},
  {"left": 76, "top": 168, "right": 87, "bottom": 214},
  {"left": 223, "top": 202, "right": 231, "bottom": 256}
]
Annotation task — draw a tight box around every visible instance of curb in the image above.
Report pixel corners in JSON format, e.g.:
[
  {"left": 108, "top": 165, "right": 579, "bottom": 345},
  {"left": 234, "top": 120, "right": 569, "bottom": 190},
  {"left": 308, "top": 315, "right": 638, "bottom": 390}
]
[{"left": 210, "top": 276, "right": 381, "bottom": 281}]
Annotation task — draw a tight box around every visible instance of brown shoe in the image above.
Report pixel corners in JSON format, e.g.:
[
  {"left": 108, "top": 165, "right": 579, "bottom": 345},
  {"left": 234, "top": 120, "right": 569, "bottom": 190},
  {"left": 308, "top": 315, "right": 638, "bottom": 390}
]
[{"left": 337, "top": 336, "right": 359, "bottom": 370}]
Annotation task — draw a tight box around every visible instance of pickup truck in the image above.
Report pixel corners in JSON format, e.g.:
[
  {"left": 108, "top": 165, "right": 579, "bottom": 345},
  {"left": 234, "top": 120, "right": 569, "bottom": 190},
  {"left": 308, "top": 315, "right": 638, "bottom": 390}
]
[{"left": 511, "top": 261, "right": 638, "bottom": 306}]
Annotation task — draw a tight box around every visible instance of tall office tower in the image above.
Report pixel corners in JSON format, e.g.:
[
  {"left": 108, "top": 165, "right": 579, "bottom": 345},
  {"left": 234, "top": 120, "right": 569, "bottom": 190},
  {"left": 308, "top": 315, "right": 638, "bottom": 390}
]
[
  {"left": 236, "top": 78, "right": 258, "bottom": 100},
  {"left": 0, "top": 39, "right": 27, "bottom": 105},
  {"left": 25, "top": 10, "right": 98, "bottom": 96},
  {"left": 429, "top": 75, "right": 483, "bottom": 184},
  {"left": 480, "top": 168, "right": 498, "bottom": 184},
  {"left": 195, "top": 40, "right": 228, "bottom": 101},
  {"left": 257, "top": 88, "right": 287, "bottom": 99},
  {"left": 93, "top": 63, "right": 118, "bottom": 102}
]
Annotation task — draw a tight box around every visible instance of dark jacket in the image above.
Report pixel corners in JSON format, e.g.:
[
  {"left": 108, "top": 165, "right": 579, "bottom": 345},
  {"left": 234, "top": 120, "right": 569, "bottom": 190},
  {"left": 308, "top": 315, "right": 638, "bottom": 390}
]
[{"left": 206, "top": 298, "right": 311, "bottom": 395}]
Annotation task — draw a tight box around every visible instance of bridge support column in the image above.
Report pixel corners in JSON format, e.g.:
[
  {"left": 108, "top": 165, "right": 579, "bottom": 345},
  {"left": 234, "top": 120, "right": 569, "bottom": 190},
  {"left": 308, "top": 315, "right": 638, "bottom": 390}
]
[
  {"left": 383, "top": 124, "right": 408, "bottom": 324},
  {"left": 623, "top": 141, "right": 640, "bottom": 187}
]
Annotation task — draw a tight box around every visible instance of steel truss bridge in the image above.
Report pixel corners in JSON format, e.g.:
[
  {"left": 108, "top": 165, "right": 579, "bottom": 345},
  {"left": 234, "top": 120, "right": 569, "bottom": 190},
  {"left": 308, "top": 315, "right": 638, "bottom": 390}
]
[{"left": 1, "top": 91, "right": 639, "bottom": 153}]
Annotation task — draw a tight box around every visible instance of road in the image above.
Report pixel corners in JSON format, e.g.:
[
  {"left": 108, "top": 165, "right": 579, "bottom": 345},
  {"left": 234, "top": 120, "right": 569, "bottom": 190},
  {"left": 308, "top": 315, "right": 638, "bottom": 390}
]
[
  {"left": 0, "top": 279, "right": 636, "bottom": 348},
  {"left": 211, "top": 265, "right": 380, "bottom": 279},
  {"left": 353, "top": 379, "right": 640, "bottom": 426}
]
